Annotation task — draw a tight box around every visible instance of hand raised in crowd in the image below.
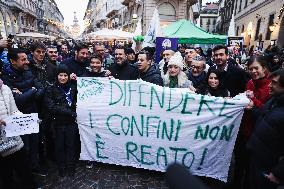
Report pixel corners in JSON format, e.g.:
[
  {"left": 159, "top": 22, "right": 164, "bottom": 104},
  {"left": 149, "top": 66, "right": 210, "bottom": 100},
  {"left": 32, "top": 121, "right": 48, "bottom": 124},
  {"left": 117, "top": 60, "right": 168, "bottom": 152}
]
[
  {"left": 0, "top": 38, "right": 12, "bottom": 48},
  {"left": 189, "top": 86, "right": 196, "bottom": 93},
  {"left": 0, "top": 119, "right": 6, "bottom": 127},
  {"left": 245, "top": 99, "right": 254, "bottom": 110},
  {"left": 108, "top": 76, "right": 114, "bottom": 80},
  {"left": 265, "top": 172, "right": 280, "bottom": 184},
  {"left": 70, "top": 73, "right": 77, "bottom": 80},
  {"left": 245, "top": 90, "right": 254, "bottom": 99}
]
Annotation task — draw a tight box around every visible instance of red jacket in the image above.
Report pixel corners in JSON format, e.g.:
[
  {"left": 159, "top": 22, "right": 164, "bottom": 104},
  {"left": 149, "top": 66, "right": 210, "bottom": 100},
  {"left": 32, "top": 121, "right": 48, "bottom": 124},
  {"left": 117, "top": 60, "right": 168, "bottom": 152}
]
[{"left": 240, "top": 77, "right": 271, "bottom": 140}]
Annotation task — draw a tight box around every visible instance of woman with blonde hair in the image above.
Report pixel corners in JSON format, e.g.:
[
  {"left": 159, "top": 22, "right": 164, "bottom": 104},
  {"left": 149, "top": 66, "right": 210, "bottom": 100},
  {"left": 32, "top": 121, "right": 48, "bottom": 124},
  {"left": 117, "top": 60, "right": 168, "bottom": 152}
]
[{"left": 163, "top": 51, "right": 195, "bottom": 90}]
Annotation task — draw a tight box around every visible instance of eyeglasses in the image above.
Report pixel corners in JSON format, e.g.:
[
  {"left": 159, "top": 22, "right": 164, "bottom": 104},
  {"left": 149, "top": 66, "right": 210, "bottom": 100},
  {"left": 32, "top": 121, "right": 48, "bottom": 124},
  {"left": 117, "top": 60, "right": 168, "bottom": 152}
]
[{"left": 190, "top": 65, "right": 204, "bottom": 70}]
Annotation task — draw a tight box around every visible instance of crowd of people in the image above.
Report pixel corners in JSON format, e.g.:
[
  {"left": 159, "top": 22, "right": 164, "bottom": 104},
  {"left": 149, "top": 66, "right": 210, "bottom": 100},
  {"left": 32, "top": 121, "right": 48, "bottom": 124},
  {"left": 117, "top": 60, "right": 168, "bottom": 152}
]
[{"left": 0, "top": 35, "right": 284, "bottom": 189}]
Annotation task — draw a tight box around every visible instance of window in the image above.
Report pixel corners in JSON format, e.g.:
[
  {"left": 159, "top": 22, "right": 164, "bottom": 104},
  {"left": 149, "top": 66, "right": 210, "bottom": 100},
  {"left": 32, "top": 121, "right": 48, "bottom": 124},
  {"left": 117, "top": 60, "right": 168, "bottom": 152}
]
[
  {"left": 255, "top": 19, "right": 261, "bottom": 40},
  {"left": 266, "top": 14, "right": 274, "bottom": 40},
  {"left": 158, "top": 2, "right": 176, "bottom": 21},
  {"left": 239, "top": 0, "right": 243, "bottom": 12},
  {"left": 244, "top": 0, "right": 248, "bottom": 8},
  {"left": 236, "top": 26, "right": 239, "bottom": 36},
  {"left": 235, "top": 0, "right": 238, "bottom": 14},
  {"left": 200, "top": 18, "right": 203, "bottom": 26}
]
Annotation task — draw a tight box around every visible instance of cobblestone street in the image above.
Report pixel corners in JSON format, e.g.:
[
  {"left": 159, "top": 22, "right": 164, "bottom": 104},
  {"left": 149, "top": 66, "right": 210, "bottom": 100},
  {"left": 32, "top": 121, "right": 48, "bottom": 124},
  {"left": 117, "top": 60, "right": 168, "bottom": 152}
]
[{"left": 42, "top": 161, "right": 169, "bottom": 189}]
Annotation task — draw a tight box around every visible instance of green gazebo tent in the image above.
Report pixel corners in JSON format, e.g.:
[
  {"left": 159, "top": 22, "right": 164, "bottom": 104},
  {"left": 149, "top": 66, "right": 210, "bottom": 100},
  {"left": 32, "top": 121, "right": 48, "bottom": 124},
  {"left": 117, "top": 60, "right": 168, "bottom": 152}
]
[{"left": 163, "top": 19, "right": 227, "bottom": 44}]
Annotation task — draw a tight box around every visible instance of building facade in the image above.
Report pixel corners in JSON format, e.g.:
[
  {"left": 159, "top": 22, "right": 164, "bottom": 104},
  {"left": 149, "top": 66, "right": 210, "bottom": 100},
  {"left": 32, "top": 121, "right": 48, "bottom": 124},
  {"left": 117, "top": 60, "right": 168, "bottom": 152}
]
[
  {"left": 42, "top": 0, "right": 64, "bottom": 37},
  {"left": 122, "top": 0, "right": 198, "bottom": 34},
  {"left": 216, "top": 0, "right": 235, "bottom": 34},
  {"left": 83, "top": 0, "right": 198, "bottom": 35},
  {"left": 235, "top": 0, "right": 284, "bottom": 49},
  {"left": 199, "top": 2, "right": 218, "bottom": 33},
  {"left": 1, "top": 0, "right": 39, "bottom": 37},
  {"left": 0, "top": 0, "right": 64, "bottom": 38}
]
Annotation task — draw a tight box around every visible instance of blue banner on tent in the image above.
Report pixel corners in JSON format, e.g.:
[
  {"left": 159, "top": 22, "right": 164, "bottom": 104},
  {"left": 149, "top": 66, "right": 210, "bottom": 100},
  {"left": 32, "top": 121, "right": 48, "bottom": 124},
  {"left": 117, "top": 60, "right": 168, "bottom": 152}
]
[{"left": 155, "top": 37, "right": 178, "bottom": 64}]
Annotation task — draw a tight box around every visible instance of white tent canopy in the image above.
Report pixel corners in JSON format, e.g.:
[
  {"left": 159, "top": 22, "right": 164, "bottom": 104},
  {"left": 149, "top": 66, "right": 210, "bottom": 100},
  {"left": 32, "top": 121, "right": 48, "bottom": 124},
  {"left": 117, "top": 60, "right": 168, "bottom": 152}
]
[
  {"left": 87, "top": 28, "right": 134, "bottom": 40},
  {"left": 15, "top": 32, "right": 54, "bottom": 39}
]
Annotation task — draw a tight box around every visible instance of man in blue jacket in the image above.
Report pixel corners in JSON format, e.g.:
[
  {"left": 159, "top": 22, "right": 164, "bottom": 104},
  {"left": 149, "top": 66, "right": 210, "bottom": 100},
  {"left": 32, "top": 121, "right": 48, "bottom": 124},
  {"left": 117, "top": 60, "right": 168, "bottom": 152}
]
[{"left": 1, "top": 48, "right": 46, "bottom": 176}]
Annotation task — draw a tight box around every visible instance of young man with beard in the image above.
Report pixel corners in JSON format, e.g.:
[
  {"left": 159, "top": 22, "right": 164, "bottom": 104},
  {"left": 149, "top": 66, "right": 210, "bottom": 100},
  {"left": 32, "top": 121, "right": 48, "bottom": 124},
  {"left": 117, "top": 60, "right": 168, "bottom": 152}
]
[
  {"left": 137, "top": 51, "right": 163, "bottom": 86},
  {"left": 109, "top": 47, "right": 139, "bottom": 80},
  {"left": 1, "top": 48, "right": 45, "bottom": 177},
  {"left": 58, "top": 44, "right": 71, "bottom": 62},
  {"left": 61, "top": 43, "right": 90, "bottom": 80},
  {"left": 46, "top": 45, "right": 60, "bottom": 66},
  {"left": 29, "top": 42, "right": 57, "bottom": 87},
  {"left": 209, "top": 45, "right": 249, "bottom": 97}
]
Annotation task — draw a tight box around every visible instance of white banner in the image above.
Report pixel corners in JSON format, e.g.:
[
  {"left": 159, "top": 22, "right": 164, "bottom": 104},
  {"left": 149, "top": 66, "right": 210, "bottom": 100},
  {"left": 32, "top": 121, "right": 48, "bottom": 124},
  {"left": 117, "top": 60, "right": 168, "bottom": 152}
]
[
  {"left": 77, "top": 77, "right": 249, "bottom": 182},
  {"left": 4, "top": 113, "right": 39, "bottom": 137}
]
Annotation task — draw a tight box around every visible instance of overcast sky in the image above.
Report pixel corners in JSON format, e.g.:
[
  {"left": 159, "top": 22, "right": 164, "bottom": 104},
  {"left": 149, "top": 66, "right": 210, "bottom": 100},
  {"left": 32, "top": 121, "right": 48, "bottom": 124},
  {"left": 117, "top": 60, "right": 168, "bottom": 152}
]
[{"left": 55, "top": 0, "right": 88, "bottom": 31}]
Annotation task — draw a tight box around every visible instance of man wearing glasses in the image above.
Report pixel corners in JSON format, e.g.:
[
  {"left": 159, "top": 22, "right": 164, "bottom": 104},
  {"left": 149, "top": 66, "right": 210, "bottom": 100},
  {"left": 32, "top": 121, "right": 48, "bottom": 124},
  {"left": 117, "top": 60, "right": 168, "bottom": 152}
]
[{"left": 188, "top": 56, "right": 207, "bottom": 89}]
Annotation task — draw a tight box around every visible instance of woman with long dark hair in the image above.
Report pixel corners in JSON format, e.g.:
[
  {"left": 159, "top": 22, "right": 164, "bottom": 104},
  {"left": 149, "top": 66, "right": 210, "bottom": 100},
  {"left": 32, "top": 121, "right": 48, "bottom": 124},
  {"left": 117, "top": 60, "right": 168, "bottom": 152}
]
[{"left": 197, "top": 69, "right": 229, "bottom": 97}]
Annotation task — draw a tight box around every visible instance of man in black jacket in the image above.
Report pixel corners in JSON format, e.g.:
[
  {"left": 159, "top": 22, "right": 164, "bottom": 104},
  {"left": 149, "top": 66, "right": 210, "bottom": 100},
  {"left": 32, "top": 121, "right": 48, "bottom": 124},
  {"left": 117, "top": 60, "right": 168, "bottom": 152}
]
[
  {"left": 210, "top": 45, "right": 249, "bottom": 97},
  {"left": 137, "top": 51, "right": 163, "bottom": 86},
  {"left": 29, "top": 42, "right": 57, "bottom": 87},
  {"left": 61, "top": 43, "right": 90, "bottom": 79},
  {"left": 109, "top": 47, "right": 139, "bottom": 80},
  {"left": 2, "top": 48, "right": 45, "bottom": 176},
  {"left": 246, "top": 69, "right": 284, "bottom": 189}
]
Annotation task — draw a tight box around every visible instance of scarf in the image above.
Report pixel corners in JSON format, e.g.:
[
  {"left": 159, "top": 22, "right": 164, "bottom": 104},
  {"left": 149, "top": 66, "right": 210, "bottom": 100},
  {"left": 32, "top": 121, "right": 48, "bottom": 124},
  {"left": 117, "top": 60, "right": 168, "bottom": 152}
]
[
  {"left": 58, "top": 84, "right": 73, "bottom": 106},
  {"left": 188, "top": 71, "right": 206, "bottom": 88},
  {"left": 169, "top": 76, "right": 178, "bottom": 88}
]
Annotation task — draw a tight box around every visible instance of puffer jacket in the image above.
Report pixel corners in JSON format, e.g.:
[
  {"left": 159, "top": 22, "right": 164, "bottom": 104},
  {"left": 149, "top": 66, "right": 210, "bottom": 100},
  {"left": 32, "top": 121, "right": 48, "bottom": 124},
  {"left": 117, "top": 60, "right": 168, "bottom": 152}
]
[
  {"left": 1, "top": 65, "right": 42, "bottom": 113},
  {"left": 139, "top": 65, "right": 164, "bottom": 86},
  {"left": 0, "top": 84, "right": 23, "bottom": 157}
]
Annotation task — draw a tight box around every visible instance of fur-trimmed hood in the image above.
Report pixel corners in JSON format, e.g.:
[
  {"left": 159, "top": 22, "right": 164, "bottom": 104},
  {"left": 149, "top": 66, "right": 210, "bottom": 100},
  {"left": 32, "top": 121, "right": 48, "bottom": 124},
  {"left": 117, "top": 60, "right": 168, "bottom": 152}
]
[{"left": 164, "top": 71, "right": 192, "bottom": 88}]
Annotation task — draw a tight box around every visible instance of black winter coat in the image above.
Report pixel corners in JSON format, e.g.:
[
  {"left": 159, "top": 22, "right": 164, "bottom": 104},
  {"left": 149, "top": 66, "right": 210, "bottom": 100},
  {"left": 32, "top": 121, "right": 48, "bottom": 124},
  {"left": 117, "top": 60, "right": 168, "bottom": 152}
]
[
  {"left": 139, "top": 65, "right": 163, "bottom": 86},
  {"left": 61, "top": 57, "right": 89, "bottom": 77},
  {"left": 209, "top": 62, "right": 250, "bottom": 97},
  {"left": 82, "top": 70, "right": 107, "bottom": 77},
  {"left": 109, "top": 61, "right": 139, "bottom": 80},
  {"left": 28, "top": 59, "right": 57, "bottom": 88},
  {"left": 1, "top": 65, "right": 42, "bottom": 113},
  {"left": 44, "top": 83, "right": 77, "bottom": 125},
  {"left": 247, "top": 93, "right": 284, "bottom": 185}
]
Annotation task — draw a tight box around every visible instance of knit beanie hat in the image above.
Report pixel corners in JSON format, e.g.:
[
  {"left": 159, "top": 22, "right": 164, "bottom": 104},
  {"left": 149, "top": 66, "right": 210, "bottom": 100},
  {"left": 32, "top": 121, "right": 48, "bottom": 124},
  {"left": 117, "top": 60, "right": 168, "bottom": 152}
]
[{"left": 168, "top": 51, "right": 184, "bottom": 70}]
